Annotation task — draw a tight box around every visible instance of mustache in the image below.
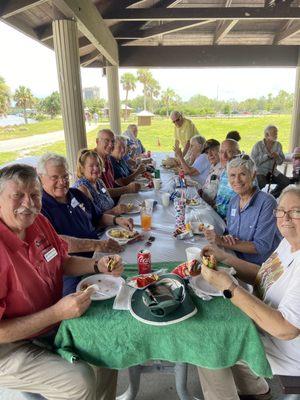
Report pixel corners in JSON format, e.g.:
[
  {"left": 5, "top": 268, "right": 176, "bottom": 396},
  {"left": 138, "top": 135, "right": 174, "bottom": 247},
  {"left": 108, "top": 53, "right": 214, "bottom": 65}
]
[{"left": 14, "top": 206, "right": 40, "bottom": 215}]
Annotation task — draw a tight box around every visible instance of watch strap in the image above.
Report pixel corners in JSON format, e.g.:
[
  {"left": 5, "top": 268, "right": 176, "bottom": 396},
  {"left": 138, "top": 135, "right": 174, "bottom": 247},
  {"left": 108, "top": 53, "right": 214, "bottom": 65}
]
[{"left": 93, "top": 260, "right": 100, "bottom": 274}]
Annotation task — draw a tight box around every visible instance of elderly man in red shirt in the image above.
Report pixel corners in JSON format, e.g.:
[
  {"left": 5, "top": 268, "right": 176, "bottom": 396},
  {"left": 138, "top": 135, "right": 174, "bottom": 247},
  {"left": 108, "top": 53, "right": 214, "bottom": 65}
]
[
  {"left": 95, "top": 129, "right": 140, "bottom": 199},
  {"left": 0, "top": 164, "right": 122, "bottom": 399}
]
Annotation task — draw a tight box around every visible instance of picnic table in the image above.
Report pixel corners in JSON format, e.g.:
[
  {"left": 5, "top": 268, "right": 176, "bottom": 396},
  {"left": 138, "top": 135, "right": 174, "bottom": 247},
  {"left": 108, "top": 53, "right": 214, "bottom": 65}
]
[{"left": 54, "top": 155, "right": 272, "bottom": 400}]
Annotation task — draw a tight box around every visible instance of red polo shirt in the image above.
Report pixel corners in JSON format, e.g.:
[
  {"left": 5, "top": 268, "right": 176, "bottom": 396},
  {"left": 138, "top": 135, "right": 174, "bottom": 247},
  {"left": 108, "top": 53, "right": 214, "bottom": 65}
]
[
  {"left": 101, "top": 156, "right": 116, "bottom": 189},
  {"left": 0, "top": 214, "right": 69, "bottom": 331}
]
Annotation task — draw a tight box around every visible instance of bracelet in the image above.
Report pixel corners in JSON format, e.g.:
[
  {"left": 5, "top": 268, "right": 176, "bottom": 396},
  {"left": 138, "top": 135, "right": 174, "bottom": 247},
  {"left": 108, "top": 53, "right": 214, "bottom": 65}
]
[
  {"left": 93, "top": 260, "right": 100, "bottom": 274},
  {"left": 113, "top": 216, "right": 118, "bottom": 226}
]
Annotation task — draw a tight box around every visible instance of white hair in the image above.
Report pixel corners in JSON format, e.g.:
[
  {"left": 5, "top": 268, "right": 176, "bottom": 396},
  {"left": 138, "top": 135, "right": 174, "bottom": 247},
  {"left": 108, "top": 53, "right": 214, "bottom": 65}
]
[
  {"left": 191, "top": 135, "right": 206, "bottom": 148},
  {"left": 279, "top": 185, "right": 300, "bottom": 203},
  {"left": 0, "top": 164, "right": 40, "bottom": 194},
  {"left": 170, "top": 110, "right": 182, "bottom": 119},
  {"left": 36, "top": 153, "right": 69, "bottom": 175},
  {"left": 115, "top": 135, "right": 128, "bottom": 147},
  {"left": 264, "top": 125, "right": 278, "bottom": 138},
  {"left": 227, "top": 154, "right": 256, "bottom": 175}
]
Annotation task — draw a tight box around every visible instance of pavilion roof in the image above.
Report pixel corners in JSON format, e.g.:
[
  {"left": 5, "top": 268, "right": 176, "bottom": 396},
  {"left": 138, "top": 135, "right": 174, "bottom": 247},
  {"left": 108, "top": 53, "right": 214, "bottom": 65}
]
[{"left": 1, "top": 0, "right": 300, "bottom": 67}]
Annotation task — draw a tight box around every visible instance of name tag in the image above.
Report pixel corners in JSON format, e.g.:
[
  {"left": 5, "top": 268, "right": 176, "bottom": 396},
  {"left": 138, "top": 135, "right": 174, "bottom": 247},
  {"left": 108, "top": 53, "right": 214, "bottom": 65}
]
[
  {"left": 44, "top": 247, "right": 58, "bottom": 262},
  {"left": 101, "top": 187, "right": 107, "bottom": 194},
  {"left": 231, "top": 208, "right": 236, "bottom": 217},
  {"left": 71, "top": 198, "right": 80, "bottom": 208}
]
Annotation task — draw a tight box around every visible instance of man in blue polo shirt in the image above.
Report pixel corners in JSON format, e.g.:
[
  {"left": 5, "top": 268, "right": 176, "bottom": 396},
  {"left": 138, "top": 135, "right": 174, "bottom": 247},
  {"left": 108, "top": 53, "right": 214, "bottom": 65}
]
[{"left": 38, "top": 153, "right": 133, "bottom": 295}]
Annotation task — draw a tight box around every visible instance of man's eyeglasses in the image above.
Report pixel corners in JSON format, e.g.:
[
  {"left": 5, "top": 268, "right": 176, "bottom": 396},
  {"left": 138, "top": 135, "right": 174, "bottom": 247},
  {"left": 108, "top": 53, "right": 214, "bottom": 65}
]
[
  {"left": 172, "top": 117, "right": 181, "bottom": 124},
  {"left": 233, "top": 152, "right": 250, "bottom": 160},
  {"left": 45, "top": 174, "right": 70, "bottom": 182},
  {"left": 273, "top": 209, "right": 300, "bottom": 219}
]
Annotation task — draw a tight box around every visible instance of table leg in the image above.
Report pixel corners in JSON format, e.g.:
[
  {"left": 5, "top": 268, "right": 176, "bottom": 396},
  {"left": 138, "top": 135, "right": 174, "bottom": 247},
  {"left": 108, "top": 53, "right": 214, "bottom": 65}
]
[
  {"left": 116, "top": 365, "right": 141, "bottom": 400},
  {"left": 175, "top": 363, "right": 194, "bottom": 400}
]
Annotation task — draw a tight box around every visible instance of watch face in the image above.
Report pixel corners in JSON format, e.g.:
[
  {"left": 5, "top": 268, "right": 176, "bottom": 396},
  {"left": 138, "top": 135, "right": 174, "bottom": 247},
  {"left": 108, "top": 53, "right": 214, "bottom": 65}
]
[{"left": 223, "top": 289, "right": 232, "bottom": 299}]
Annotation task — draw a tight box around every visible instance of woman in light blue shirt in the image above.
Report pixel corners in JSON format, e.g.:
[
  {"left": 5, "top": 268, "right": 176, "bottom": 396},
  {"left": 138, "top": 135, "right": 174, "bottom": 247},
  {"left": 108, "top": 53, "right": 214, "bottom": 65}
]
[
  {"left": 204, "top": 155, "right": 281, "bottom": 264},
  {"left": 174, "top": 135, "right": 210, "bottom": 186}
]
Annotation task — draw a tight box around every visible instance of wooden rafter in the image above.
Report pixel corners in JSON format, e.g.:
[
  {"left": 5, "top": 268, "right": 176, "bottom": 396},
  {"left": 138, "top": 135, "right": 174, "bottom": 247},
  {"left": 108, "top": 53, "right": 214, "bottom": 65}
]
[
  {"left": 213, "top": 0, "right": 235, "bottom": 45},
  {"left": 0, "top": 0, "right": 47, "bottom": 19},
  {"left": 274, "top": 19, "right": 300, "bottom": 43},
  {"left": 104, "top": 7, "right": 300, "bottom": 22},
  {"left": 53, "top": 0, "right": 118, "bottom": 65},
  {"left": 80, "top": 49, "right": 101, "bottom": 67},
  {"left": 117, "top": 19, "right": 216, "bottom": 41}
]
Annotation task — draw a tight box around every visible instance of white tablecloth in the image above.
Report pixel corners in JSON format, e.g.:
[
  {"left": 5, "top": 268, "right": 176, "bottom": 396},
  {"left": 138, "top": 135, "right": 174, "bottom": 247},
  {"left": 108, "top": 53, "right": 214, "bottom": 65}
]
[{"left": 96, "top": 153, "right": 226, "bottom": 265}]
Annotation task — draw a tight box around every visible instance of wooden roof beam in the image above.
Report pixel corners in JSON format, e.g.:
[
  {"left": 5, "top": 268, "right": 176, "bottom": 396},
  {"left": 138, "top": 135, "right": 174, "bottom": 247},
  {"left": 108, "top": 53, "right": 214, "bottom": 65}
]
[
  {"left": 80, "top": 49, "right": 102, "bottom": 67},
  {"left": 0, "top": 0, "right": 47, "bottom": 19},
  {"left": 104, "top": 7, "right": 300, "bottom": 22},
  {"left": 53, "top": 0, "right": 118, "bottom": 65},
  {"left": 214, "top": 20, "right": 238, "bottom": 44},
  {"left": 117, "top": 19, "right": 216, "bottom": 41},
  {"left": 274, "top": 19, "right": 300, "bottom": 43}
]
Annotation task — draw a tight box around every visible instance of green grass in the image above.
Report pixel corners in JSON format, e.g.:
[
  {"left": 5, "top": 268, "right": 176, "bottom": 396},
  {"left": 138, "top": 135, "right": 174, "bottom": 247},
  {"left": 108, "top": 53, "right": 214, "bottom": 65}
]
[
  {"left": 0, "top": 118, "right": 63, "bottom": 140},
  {"left": 1, "top": 115, "right": 292, "bottom": 164},
  {"left": 0, "top": 151, "right": 22, "bottom": 165}
]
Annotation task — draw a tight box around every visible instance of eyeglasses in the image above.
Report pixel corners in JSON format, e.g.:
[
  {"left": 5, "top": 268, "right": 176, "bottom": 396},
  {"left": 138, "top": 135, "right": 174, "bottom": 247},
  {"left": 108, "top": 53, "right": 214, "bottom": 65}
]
[
  {"left": 172, "top": 117, "right": 181, "bottom": 124},
  {"left": 45, "top": 174, "right": 70, "bottom": 182},
  {"left": 273, "top": 209, "right": 300, "bottom": 219},
  {"left": 233, "top": 152, "right": 250, "bottom": 160}
]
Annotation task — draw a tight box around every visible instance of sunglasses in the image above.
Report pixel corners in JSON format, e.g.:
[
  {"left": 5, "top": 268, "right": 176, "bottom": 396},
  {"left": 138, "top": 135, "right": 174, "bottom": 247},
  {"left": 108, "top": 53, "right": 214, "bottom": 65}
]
[
  {"left": 145, "top": 236, "right": 155, "bottom": 247},
  {"left": 172, "top": 117, "right": 181, "bottom": 124}
]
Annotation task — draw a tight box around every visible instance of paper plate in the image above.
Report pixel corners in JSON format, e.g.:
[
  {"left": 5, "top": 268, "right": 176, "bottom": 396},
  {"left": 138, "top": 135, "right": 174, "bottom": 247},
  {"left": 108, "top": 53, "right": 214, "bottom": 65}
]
[
  {"left": 76, "top": 274, "right": 125, "bottom": 300},
  {"left": 190, "top": 268, "right": 237, "bottom": 297},
  {"left": 121, "top": 204, "right": 141, "bottom": 214},
  {"left": 106, "top": 228, "right": 137, "bottom": 244}
]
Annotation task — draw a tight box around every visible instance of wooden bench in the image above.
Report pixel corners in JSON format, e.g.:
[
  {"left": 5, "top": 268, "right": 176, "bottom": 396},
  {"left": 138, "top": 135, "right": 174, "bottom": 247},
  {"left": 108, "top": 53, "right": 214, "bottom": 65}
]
[{"left": 276, "top": 375, "right": 300, "bottom": 395}]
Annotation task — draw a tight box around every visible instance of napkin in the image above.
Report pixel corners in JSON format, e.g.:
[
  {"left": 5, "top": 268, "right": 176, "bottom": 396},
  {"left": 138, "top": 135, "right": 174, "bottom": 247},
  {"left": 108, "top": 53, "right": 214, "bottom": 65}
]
[{"left": 113, "top": 282, "right": 136, "bottom": 310}]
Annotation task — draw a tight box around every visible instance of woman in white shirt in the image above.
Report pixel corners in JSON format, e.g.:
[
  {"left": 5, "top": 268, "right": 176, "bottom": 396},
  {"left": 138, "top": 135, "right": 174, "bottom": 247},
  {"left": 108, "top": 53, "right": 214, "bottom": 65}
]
[{"left": 197, "top": 185, "right": 300, "bottom": 400}]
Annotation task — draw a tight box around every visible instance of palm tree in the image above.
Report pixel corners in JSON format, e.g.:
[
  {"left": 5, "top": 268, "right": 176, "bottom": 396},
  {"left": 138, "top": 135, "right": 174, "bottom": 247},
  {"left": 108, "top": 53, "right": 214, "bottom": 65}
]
[
  {"left": 146, "top": 77, "right": 160, "bottom": 112},
  {"left": 0, "top": 76, "right": 11, "bottom": 116},
  {"left": 14, "top": 85, "right": 35, "bottom": 124},
  {"left": 161, "top": 88, "right": 178, "bottom": 117},
  {"left": 121, "top": 72, "right": 137, "bottom": 120},
  {"left": 137, "top": 69, "right": 153, "bottom": 110}
]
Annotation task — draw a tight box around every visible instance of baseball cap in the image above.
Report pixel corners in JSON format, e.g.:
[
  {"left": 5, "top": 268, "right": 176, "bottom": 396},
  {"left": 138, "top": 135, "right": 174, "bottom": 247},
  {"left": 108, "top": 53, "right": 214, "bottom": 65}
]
[{"left": 202, "top": 139, "right": 220, "bottom": 153}]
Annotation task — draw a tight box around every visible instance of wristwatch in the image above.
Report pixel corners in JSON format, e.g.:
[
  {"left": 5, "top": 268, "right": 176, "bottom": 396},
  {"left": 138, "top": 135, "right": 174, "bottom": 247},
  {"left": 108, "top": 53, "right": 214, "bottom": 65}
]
[{"left": 223, "top": 281, "right": 238, "bottom": 299}]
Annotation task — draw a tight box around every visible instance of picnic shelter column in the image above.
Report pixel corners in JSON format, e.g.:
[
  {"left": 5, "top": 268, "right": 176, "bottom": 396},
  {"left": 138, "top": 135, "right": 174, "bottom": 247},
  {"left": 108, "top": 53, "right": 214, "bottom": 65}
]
[
  {"left": 52, "top": 19, "right": 87, "bottom": 176},
  {"left": 291, "top": 47, "right": 300, "bottom": 151},
  {"left": 107, "top": 66, "right": 121, "bottom": 135}
]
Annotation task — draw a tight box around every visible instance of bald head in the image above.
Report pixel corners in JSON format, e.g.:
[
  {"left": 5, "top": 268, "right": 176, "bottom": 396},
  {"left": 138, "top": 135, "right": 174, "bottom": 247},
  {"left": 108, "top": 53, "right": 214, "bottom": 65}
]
[{"left": 219, "top": 139, "right": 240, "bottom": 167}]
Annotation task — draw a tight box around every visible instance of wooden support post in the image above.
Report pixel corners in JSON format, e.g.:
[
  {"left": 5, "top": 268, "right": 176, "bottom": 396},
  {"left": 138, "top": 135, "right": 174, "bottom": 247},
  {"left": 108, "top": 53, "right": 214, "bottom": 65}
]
[
  {"left": 107, "top": 66, "right": 121, "bottom": 135},
  {"left": 290, "top": 47, "right": 300, "bottom": 151},
  {"left": 52, "top": 19, "right": 87, "bottom": 176}
]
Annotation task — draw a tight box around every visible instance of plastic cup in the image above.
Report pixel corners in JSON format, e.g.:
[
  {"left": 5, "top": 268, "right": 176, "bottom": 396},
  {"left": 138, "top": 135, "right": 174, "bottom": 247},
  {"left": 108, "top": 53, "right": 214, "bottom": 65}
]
[
  {"left": 145, "top": 199, "right": 154, "bottom": 212},
  {"left": 162, "top": 192, "right": 170, "bottom": 207},
  {"left": 140, "top": 209, "right": 152, "bottom": 231},
  {"left": 153, "top": 178, "right": 161, "bottom": 190},
  {"left": 185, "top": 247, "right": 202, "bottom": 262}
]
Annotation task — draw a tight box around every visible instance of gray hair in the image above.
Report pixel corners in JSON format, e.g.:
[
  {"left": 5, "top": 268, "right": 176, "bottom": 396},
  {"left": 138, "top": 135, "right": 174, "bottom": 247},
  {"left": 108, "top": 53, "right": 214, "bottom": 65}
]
[
  {"left": 36, "top": 152, "right": 69, "bottom": 175},
  {"left": 0, "top": 164, "right": 40, "bottom": 194},
  {"left": 191, "top": 135, "right": 206, "bottom": 148},
  {"left": 114, "top": 135, "right": 128, "bottom": 147},
  {"left": 279, "top": 185, "right": 300, "bottom": 203},
  {"left": 97, "top": 128, "right": 115, "bottom": 139},
  {"left": 127, "top": 124, "right": 137, "bottom": 132},
  {"left": 264, "top": 125, "right": 278, "bottom": 138},
  {"left": 170, "top": 110, "right": 182, "bottom": 119},
  {"left": 227, "top": 154, "right": 256, "bottom": 175}
]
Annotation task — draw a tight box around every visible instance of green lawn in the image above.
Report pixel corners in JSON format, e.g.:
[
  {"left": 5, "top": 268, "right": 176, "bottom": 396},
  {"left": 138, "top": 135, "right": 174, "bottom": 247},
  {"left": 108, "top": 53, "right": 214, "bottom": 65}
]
[
  {"left": 0, "top": 118, "right": 64, "bottom": 140},
  {"left": 0, "top": 114, "right": 292, "bottom": 165}
]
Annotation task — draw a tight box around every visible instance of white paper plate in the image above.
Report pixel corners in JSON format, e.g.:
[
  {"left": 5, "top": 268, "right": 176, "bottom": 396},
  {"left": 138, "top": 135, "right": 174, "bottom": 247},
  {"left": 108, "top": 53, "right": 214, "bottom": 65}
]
[
  {"left": 190, "top": 267, "right": 236, "bottom": 297},
  {"left": 121, "top": 204, "right": 141, "bottom": 214},
  {"left": 106, "top": 228, "right": 137, "bottom": 244},
  {"left": 190, "top": 222, "right": 213, "bottom": 235},
  {"left": 77, "top": 274, "right": 125, "bottom": 300}
]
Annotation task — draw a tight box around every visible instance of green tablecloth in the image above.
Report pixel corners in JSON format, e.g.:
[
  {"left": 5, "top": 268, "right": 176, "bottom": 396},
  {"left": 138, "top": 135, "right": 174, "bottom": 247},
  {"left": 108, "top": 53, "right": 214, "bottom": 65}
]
[{"left": 54, "top": 262, "right": 272, "bottom": 378}]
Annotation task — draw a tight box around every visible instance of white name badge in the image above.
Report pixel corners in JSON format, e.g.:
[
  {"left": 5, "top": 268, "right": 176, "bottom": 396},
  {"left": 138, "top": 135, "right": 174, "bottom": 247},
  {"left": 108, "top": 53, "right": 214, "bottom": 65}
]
[
  {"left": 71, "top": 198, "right": 80, "bottom": 208},
  {"left": 44, "top": 247, "right": 58, "bottom": 262},
  {"left": 231, "top": 208, "right": 237, "bottom": 217},
  {"left": 101, "top": 187, "right": 107, "bottom": 193}
]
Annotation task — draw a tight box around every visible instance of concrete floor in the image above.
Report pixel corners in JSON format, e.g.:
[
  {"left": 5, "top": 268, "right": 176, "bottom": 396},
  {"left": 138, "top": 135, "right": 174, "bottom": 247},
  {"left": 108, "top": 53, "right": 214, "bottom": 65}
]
[{"left": 0, "top": 363, "right": 292, "bottom": 400}]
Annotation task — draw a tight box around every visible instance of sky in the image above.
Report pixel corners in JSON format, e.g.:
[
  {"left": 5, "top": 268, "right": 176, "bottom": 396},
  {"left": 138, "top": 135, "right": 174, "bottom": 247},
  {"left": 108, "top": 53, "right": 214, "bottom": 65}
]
[{"left": 0, "top": 21, "right": 296, "bottom": 102}]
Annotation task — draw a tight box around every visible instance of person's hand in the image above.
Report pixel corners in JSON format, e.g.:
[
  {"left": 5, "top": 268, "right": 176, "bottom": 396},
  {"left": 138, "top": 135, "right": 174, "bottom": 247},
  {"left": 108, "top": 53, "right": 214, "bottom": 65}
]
[
  {"left": 53, "top": 291, "right": 92, "bottom": 321},
  {"left": 173, "top": 144, "right": 183, "bottom": 159},
  {"left": 136, "top": 164, "right": 146, "bottom": 175},
  {"left": 116, "top": 217, "right": 134, "bottom": 231},
  {"left": 127, "top": 182, "right": 141, "bottom": 193},
  {"left": 203, "top": 227, "right": 219, "bottom": 244},
  {"left": 221, "top": 235, "right": 238, "bottom": 246},
  {"left": 201, "top": 244, "right": 227, "bottom": 263},
  {"left": 113, "top": 204, "right": 128, "bottom": 215},
  {"left": 201, "top": 264, "right": 234, "bottom": 292},
  {"left": 270, "top": 152, "right": 279, "bottom": 160},
  {"left": 95, "top": 239, "right": 123, "bottom": 253},
  {"left": 97, "top": 255, "right": 124, "bottom": 276}
]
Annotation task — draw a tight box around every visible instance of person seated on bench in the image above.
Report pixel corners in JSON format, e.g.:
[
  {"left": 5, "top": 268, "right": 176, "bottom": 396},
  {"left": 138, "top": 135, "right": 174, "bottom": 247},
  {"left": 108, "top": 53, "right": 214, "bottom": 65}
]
[
  {"left": 0, "top": 164, "right": 122, "bottom": 399},
  {"left": 198, "top": 185, "right": 300, "bottom": 400}
]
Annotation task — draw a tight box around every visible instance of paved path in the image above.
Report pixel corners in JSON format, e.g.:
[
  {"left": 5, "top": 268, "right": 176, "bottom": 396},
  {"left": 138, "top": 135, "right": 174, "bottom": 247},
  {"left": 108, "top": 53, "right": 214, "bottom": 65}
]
[{"left": 0, "top": 123, "right": 99, "bottom": 152}]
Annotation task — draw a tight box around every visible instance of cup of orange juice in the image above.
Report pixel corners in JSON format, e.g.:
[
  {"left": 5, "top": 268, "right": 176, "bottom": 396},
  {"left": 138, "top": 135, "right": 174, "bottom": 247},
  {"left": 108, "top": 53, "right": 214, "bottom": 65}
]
[{"left": 140, "top": 207, "right": 152, "bottom": 231}]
